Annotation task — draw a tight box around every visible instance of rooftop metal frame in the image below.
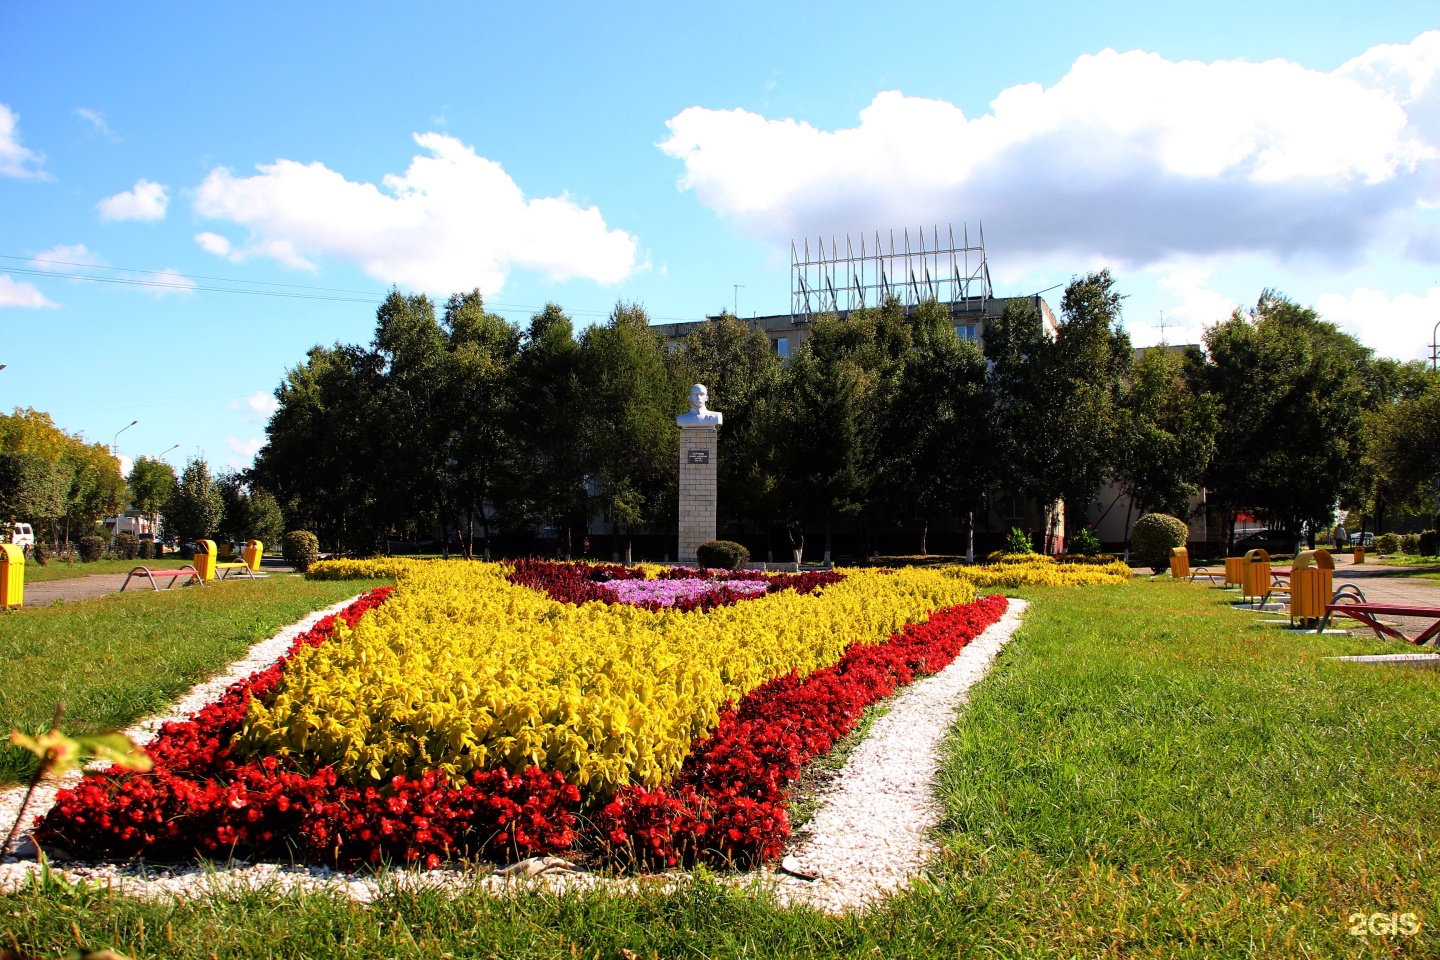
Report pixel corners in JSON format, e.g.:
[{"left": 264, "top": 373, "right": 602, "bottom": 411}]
[{"left": 790, "top": 223, "right": 992, "bottom": 320}]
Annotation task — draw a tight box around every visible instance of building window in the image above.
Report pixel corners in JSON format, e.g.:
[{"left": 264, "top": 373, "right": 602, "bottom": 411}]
[
  {"left": 996, "top": 492, "right": 1025, "bottom": 520},
  {"left": 774, "top": 336, "right": 789, "bottom": 358},
  {"left": 955, "top": 324, "right": 978, "bottom": 342}
]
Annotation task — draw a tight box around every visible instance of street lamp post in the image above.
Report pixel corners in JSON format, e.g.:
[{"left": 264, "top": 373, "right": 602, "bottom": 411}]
[
  {"left": 155, "top": 444, "right": 179, "bottom": 461},
  {"left": 1431, "top": 319, "right": 1439, "bottom": 373},
  {"left": 112, "top": 420, "right": 138, "bottom": 458}
]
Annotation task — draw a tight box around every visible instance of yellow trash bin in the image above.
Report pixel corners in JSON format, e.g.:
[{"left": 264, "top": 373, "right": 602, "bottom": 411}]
[
  {"left": 243, "top": 539, "right": 263, "bottom": 572},
  {"left": 0, "top": 542, "right": 23, "bottom": 608},
  {"left": 193, "top": 539, "right": 217, "bottom": 581},
  {"left": 1289, "top": 549, "right": 1334, "bottom": 624},
  {"left": 1169, "top": 547, "right": 1191, "bottom": 580},
  {"left": 1241, "top": 548, "right": 1271, "bottom": 600},
  {"left": 1224, "top": 556, "right": 1245, "bottom": 587}
]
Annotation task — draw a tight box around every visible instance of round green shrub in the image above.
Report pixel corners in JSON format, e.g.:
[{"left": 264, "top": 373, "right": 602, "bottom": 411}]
[
  {"left": 1399, "top": 532, "right": 1421, "bottom": 555},
  {"left": 1374, "top": 532, "right": 1401, "bottom": 555},
  {"left": 77, "top": 535, "right": 106, "bottom": 563},
  {"left": 1130, "top": 513, "right": 1189, "bottom": 572},
  {"left": 115, "top": 531, "right": 140, "bottom": 560},
  {"left": 1068, "top": 527, "right": 1102, "bottom": 556},
  {"left": 1419, "top": 530, "right": 1438, "bottom": 557},
  {"left": 282, "top": 530, "right": 321, "bottom": 572},
  {"left": 695, "top": 540, "right": 749, "bottom": 571}
]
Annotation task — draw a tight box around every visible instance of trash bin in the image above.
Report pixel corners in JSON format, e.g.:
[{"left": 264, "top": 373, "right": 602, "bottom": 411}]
[
  {"left": 0, "top": 542, "right": 24, "bottom": 608},
  {"left": 193, "top": 539, "right": 217, "bottom": 581},
  {"left": 243, "top": 539, "right": 263, "bottom": 572}
]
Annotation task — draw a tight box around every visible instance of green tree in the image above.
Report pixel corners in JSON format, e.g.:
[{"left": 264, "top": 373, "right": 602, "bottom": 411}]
[
  {"left": 882, "top": 301, "right": 995, "bottom": 558},
  {"left": 1114, "top": 346, "right": 1219, "bottom": 543},
  {"left": 162, "top": 457, "right": 224, "bottom": 545},
  {"left": 578, "top": 302, "right": 682, "bottom": 563},
  {"left": 443, "top": 290, "right": 520, "bottom": 557},
  {"left": 1200, "top": 291, "right": 1371, "bottom": 548},
  {"left": 1365, "top": 366, "right": 1440, "bottom": 527},
  {"left": 499, "top": 304, "right": 590, "bottom": 556},
  {"left": 986, "top": 273, "right": 1131, "bottom": 552},
  {"left": 127, "top": 456, "right": 177, "bottom": 540}
]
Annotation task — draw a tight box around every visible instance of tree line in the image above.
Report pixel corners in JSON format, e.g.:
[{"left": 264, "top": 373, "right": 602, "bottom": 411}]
[{"left": 244, "top": 272, "right": 1440, "bottom": 561}]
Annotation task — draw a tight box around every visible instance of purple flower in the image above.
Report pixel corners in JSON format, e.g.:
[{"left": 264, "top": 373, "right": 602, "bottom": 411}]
[{"left": 600, "top": 577, "right": 769, "bottom": 607}]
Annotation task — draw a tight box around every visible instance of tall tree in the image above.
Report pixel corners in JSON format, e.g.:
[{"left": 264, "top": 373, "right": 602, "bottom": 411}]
[
  {"left": 1201, "top": 290, "right": 1371, "bottom": 547},
  {"left": 578, "top": 302, "right": 681, "bottom": 563},
  {"left": 501, "top": 304, "right": 590, "bottom": 556},
  {"left": 162, "top": 457, "right": 224, "bottom": 546},
  {"left": 882, "top": 301, "right": 995, "bottom": 558},
  {"left": 443, "top": 290, "right": 520, "bottom": 558},
  {"left": 127, "top": 456, "right": 177, "bottom": 540},
  {"left": 987, "top": 272, "right": 1131, "bottom": 551}
]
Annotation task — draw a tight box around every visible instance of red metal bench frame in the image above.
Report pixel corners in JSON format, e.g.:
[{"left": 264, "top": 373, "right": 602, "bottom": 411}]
[
  {"left": 1322, "top": 603, "right": 1440, "bottom": 646},
  {"left": 122, "top": 565, "right": 202, "bottom": 592}
]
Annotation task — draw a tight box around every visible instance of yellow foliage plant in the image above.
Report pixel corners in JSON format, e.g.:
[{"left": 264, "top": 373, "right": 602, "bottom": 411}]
[{"left": 237, "top": 563, "right": 975, "bottom": 800}]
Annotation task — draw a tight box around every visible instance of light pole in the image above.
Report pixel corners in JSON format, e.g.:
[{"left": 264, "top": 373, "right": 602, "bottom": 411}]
[
  {"left": 155, "top": 444, "right": 179, "bottom": 461},
  {"left": 112, "top": 420, "right": 138, "bottom": 458},
  {"left": 1431, "top": 319, "right": 1439, "bottom": 373}
]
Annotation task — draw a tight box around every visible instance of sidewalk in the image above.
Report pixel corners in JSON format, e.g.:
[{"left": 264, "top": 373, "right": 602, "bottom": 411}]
[
  {"left": 1325, "top": 556, "right": 1440, "bottom": 639},
  {"left": 19, "top": 558, "right": 299, "bottom": 607}
]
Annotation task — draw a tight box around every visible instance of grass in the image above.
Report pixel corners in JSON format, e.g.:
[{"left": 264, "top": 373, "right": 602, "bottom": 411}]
[
  {"left": 3, "top": 580, "right": 1438, "bottom": 958},
  {"left": 20, "top": 557, "right": 198, "bottom": 583},
  {"left": 1367, "top": 555, "right": 1440, "bottom": 580},
  {"left": 0, "top": 575, "right": 388, "bottom": 785}
]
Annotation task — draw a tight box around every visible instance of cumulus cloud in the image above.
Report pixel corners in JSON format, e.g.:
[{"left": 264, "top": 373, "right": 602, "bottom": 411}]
[
  {"left": 227, "top": 437, "right": 263, "bottom": 468},
  {"left": 0, "top": 103, "right": 45, "bottom": 179},
  {"left": 98, "top": 179, "right": 170, "bottom": 221},
  {"left": 230, "top": 390, "right": 280, "bottom": 424},
  {"left": 660, "top": 32, "right": 1440, "bottom": 271},
  {"left": 1317, "top": 286, "right": 1440, "bottom": 362},
  {"left": 0, "top": 275, "right": 56, "bottom": 308},
  {"left": 74, "top": 108, "right": 118, "bottom": 141},
  {"left": 192, "top": 132, "right": 639, "bottom": 295}
]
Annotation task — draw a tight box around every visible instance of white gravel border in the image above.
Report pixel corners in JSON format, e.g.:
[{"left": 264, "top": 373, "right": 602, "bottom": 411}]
[
  {"left": 768, "top": 598, "right": 1028, "bottom": 913},
  {"left": 0, "top": 594, "right": 365, "bottom": 860},
  {"left": 0, "top": 597, "right": 1027, "bottom": 913}
]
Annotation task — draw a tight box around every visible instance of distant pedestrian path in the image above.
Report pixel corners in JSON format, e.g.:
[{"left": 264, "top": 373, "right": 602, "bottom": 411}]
[
  {"left": 1329, "top": 556, "right": 1440, "bottom": 639},
  {"left": 19, "top": 559, "right": 298, "bottom": 607}
]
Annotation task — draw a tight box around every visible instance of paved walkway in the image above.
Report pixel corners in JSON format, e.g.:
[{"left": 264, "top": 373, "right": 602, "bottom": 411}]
[
  {"left": 1323, "top": 556, "right": 1440, "bottom": 641},
  {"left": 19, "top": 559, "right": 299, "bottom": 607}
]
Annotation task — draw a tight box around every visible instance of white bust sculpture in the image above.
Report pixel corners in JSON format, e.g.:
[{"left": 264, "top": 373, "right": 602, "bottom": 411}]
[{"left": 676, "top": 383, "right": 722, "bottom": 426}]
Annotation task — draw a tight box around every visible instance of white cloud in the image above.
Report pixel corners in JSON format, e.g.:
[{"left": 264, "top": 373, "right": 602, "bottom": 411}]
[
  {"left": 230, "top": 390, "right": 279, "bottom": 424},
  {"left": 29, "top": 243, "right": 108, "bottom": 270},
  {"left": 143, "top": 268, "right": 196, "bottom": 297},
  {"left": 117, "top": 454, "right": 134, "bottom": 476},
  {"left": 660, "top": 32, "right": 1440, "bottom": 272},
  {"left": 1131, "top": 263, "right": 1241, "bottom": 347},
  {"left": 74, "top": 108, "right": 118, "bottom": 141},
  {"left": 1317, "top": 286, "right": 1440, "bottom": 362},
  {"left": 0, "top": 102, "right": 45, "bottom": 179},
  {"left": 192, "top": 132, "right": 639, "bottom": 294},
  {"left": 227, "top": 437, "right": 263, "bottom": 468},
  {"left": 0, "top": 275, "right": 56, "bottom": 308},
  {"left": 194, "top": 232, "right": 233, "bottom": 258},
  {"left": 97, "top": 179, "right": 169, "bottom": 222}
]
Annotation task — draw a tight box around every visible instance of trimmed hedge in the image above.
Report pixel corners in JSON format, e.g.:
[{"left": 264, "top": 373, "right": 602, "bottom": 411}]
[
  {"left": 1130, "top": 513, "right": 1189, "bottom": 572},
  {"left": 1374, "top": 533, "right": 1401, "bottom": 556},
  {"left": 695, "top": 540, "right": 749, "bottom": 571},
  {"left": 282, "top": 530, "right": 320, "bottom": 572},
  {"left": 77, "top": 535, "right": 106, "bottom": 563}
]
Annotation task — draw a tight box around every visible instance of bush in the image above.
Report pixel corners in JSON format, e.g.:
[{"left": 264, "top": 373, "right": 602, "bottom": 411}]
[
  {"left": 1003, "top": 527, "right": 1034, "bottom": 555},
  {"left": 695, "top": 540, "right": 749, "bottom": 571},
  {"left": 114, "top": 532, "right": 140, "bottom": 560},
  {"left": 1374, "top": 532, "right": 1401, "bottom": 555},
  {"left": 1130, "top": 513, "right": 1189, "bottom": 572},
  {"left": 1419, "top": 530, "right": 1438, "bottom": 557},
  {"left": 31, "top": 539, "right": 48, "bottom": 565},
  {"left": 77, "top": 536, "right": 106, "bottom": 562},
  {"left": 1068, "top": 527, "right": 1102, "bottom": 556},
  {"left": 282, "top": 530, "right": 320, "bottom": 572},
  {"left": 1399, "top": 533, "right": 1421, "bottom": 555}
]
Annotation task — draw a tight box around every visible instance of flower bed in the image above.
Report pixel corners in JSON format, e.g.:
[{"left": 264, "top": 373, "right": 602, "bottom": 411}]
[{"left": 36, "top": 562, "right": 1004, "bottom": 870}]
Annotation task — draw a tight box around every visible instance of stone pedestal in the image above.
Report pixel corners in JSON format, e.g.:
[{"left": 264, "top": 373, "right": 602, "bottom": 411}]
[{"left": 677, "top": 425, "right": 718, "bottom": 564}]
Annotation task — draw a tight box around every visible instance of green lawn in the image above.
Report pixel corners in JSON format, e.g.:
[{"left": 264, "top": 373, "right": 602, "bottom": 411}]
[
  {"left": 3, "top": 580, "right": 1437, "bottom": 958},
  {"left": 20, "top": 556, "right": 198, "bottom": 583},
  {"left": 0, "top": 576, "right": 388, "bottom": 784}
]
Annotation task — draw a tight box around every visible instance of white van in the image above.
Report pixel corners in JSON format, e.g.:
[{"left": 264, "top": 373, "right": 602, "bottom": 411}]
[{"left": 9, "top": 523, "right": 34, "bottom": 549}]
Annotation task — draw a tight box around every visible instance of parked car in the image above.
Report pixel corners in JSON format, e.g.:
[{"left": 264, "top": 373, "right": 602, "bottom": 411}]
[
  {"left": 1231, "top": 530, "right": 1296, "bottom": 556},
  {"left": 8, "top": 523, "right": 33, "bottom": 550}
]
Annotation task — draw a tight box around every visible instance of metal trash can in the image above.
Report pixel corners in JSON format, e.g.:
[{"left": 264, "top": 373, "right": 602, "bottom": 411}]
[{"left": 0, "top": 542, "right": 24, "bottom": 608}]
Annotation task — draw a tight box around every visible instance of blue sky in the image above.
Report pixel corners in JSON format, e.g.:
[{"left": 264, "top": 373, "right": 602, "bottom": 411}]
[{"left": 2, "top": 1, "right": 1439, "bottom": 473}]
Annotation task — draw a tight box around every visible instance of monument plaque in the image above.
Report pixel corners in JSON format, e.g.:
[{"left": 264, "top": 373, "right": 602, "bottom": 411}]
[{"left": 676, "top": 383, "right": 721, "bottom": 565}]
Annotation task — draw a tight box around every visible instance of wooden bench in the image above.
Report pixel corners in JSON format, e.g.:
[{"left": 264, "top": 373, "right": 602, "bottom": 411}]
[
  {"left": 1321, "top": 603, "right": 1440, "bottom": 646},
  {"left": 122, "top": 565, "right": 201, "bottom": 592}
]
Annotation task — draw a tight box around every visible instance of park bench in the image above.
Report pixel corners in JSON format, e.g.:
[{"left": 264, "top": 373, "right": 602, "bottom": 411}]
[
  {"left": 121, "top": 564, "right": 201, "bottom": 592},
  {"left": 194, "top": 539, "right": 267, "bottom": 581},
  {"left": 1320, "top": 602, "right": 1440, "bottom": 646},
  {"left": 1169, "top": 547, "right": 1220, "bottom": 584}
]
